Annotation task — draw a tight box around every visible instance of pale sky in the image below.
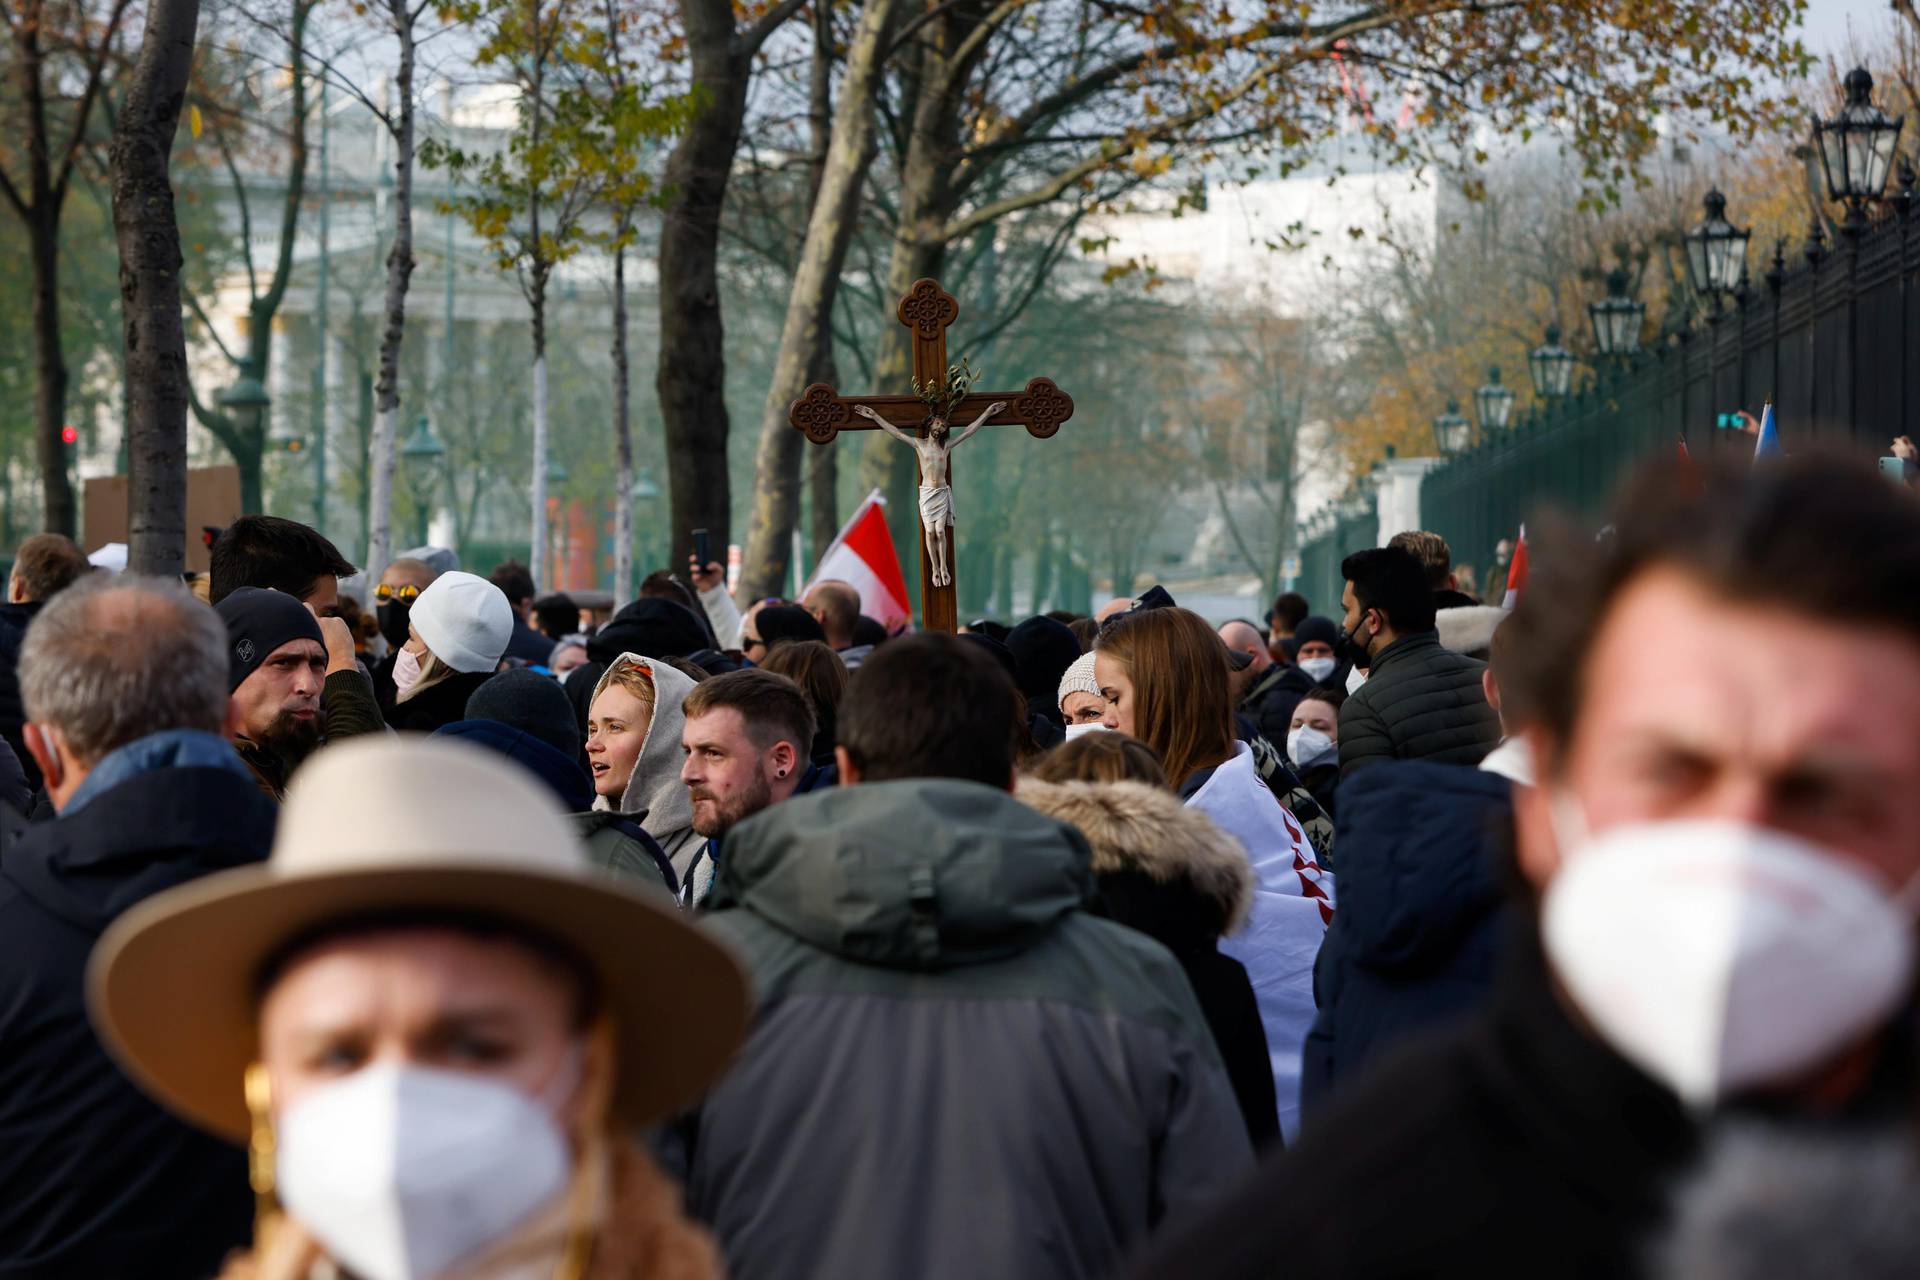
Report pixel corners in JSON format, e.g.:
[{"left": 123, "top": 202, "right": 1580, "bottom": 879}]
[{"left": 1801, "top": 0, "right": 1900, "bottom": 60}]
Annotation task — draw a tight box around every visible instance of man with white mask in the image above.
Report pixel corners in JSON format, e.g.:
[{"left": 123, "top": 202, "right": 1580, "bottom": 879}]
[
  {"left": 1129, "top": 454, "right": 1920, "bottom": 1279},
  {"left": 88, "top": 737, "right": 748, "bottom": 1280}
]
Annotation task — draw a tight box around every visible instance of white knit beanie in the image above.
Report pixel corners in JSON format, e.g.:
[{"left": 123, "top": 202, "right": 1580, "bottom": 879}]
[
  {"left": 1056, "top": 650, "right": 1101, "bottom": 713},
  {"left": 408, "top": 570, "right": 513, "bottom": 673}
]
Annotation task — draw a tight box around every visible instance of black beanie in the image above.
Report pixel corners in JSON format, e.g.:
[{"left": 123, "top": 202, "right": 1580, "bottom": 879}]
[
  {"left": 755, "top": 605, "right": 826, "bottom": 650},
  {"left": 465, "top": 667, "right": 581, "bottom": 759},
  {"left": 215, "top": 587, "right": 325, "bottom": 692},
  {"left": 1293, "top": 615, "right": 1340, "bottom": 649},
  {"left": 587, "top": 597, "right": 711, "bottom": 666},
  {"left": 1005, "top": 616, "right": 1081, "bottom": 701}
]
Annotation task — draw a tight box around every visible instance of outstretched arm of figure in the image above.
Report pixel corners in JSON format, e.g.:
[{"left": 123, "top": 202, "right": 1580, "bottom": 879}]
[
  {"left": 853, "top": 403, "right": 918, "bottom": 447},
  {"left": 949, "top": 401, "right": 1006, "bottom": 451}
]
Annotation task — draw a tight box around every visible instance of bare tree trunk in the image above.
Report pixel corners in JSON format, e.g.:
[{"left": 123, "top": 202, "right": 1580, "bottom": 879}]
[
  {"left": 656, "top": 0, "right": 748, "bottom": 573},
  {"left": 737, "top": 0, "right": 896, "bottom": 602},
  {"left": 529, "top": 263, "right": 549, "bottom": 586},
  {"left": 111, "top": 0, "right": 200, "bottom": 577},
  {"left": 803, "top": 0, "right": 840, "bottom": 562},
  {"left": 27, "top": 208, "right": 73, "bottom": 537},
  {"left": 859, "top": 36, "right": 960, "bottom": 607},
  {"left": 612, "top": 237, "right": 634, "bottom": 608},
  {"left": 367, "top": 0, "right": 418, "bottom": 588}
]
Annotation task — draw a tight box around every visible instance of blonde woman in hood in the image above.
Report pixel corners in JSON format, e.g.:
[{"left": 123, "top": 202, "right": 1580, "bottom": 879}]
[{"left": 586, "top": 655, "right": 702, "bottom": 878}]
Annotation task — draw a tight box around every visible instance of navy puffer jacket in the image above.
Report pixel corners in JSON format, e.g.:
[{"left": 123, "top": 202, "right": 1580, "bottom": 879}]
[{"left": 1299, "top": 760, "right": 1512, "bottom": 1119}]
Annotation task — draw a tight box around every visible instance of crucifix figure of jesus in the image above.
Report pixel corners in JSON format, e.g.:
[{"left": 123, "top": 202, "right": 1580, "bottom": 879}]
[
  {"left": 788, "top": 278, "right": 1075, "bottom": 631},
  {"left": 850, "top": 395, "right": 1005, "bottom": 587}
]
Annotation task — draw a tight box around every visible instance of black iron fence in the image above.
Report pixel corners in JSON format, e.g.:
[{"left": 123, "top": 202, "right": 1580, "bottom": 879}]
[{"left": 1296, "top": 202, "right": 1920, "bottom": 606}]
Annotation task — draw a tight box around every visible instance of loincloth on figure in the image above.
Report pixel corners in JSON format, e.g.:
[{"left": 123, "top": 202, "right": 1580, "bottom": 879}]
[{"left": 918, "top": 483, "right": 955, "bottom": 529}]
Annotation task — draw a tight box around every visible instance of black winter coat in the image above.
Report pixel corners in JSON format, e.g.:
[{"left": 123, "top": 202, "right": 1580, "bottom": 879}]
[
  {"left": 387, "top": 668, "right": 494, "bottom": 734},
  {"left": 1017, "top": 777, "right": 1278, "bottom": 1148},
  {"left": 0, "top": 601, "right": 40, "bottom": 791},
  {"left": 1126, "top": 927, "right": 1700, "bottom": 1280},
  {"left": 1338, "top": 631, "right": 1500, "bottom": 776},
  {"left": 1300, "top": 761, "right": 1511, "bottom": 1117},
  {"left": 1239, "top": 662, "right": 1313, "bottom": 746},
  {"left": 0, "top": 763, "right": 276, "bottom": 1278}
]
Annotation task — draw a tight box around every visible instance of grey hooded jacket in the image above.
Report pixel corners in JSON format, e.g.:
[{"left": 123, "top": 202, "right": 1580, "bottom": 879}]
[{"left": 685, "top": 779, "right": 1253, "bottom": 1280}]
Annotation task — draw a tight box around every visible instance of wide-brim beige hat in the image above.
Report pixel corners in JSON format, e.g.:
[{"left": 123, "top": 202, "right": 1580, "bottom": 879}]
[{"left": 88, "top": 735, "right": 751, "bottom": 1144}]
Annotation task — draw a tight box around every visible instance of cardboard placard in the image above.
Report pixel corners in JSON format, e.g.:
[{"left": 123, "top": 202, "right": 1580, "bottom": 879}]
[{"left": 82, "top": 466, "right": 244, "bottom": 574}]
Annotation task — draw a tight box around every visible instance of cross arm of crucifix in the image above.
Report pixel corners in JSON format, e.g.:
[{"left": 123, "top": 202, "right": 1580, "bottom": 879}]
[{"left": 789, "top": 379, "right": 1074, "bottom": 445}]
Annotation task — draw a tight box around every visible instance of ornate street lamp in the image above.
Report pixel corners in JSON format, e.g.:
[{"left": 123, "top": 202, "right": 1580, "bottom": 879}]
[
  {"left": 1813, "top": 67, "right": 1905, "bottom": 232},
  {"left": 1684, "top": 189, "right": 1751, "bottom": 300},
  {"left": 217, "top": 371, "right": 273, "bottom": 458},
  {"left": 1529, "top": 323, "right": 1576, "bottom": 399},
  {"left": 1588, "top": 267, "right": 1645, "bottom": 360},
  {"left": 399, "top": 413, "right": 445, "bottom": 546},
  {"left": 1474, "top": 366, "right": 1515, "bottom": 435},
  {"left": 1431, "top": 399, "right": 1470, "bottom": 456}
]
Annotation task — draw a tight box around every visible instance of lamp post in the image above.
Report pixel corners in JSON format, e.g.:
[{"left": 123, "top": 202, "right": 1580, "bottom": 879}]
[
  {"left": 1474, "top": 366, "right": 1515, "bottom": 437},
  {"left": 1529, "top": 324, "right": 1576, "bottom": 400},
  {"left": 1588, "top": 267, "right": 1646, "bottom": 362},
  {"left": 399, "top": 414, "right": 445, "bottom": 547},
  {"left": 217, "top": 369, "right": 272, "bottom": 452},
  {"left": 631, "top": 467, "right": 661, "bottom": 570},
  {"left": 1684, "top": 189, "right": 1752, "bottom": 305},
  {"left": 1431, "top": 399, "right": 1470, "bottom": 456},
  {"left": 1813, "top": 67, "right": 1905, "bottom": 233}
]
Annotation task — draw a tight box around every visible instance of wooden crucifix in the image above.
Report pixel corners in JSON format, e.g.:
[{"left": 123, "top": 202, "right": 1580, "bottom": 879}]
[{"left": 787, "top": 278, "right": 1074, "bottom": 633}]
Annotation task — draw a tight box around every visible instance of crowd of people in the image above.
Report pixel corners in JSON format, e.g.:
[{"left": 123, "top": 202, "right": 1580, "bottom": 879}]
[{"left": 3, "top": 449, "right": 1920, "bottom": 1278}]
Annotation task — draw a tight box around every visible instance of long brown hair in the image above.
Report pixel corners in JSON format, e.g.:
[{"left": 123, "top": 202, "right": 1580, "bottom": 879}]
[{"left": 1093, "top": 607, "right": 1236, "bottom": 789}]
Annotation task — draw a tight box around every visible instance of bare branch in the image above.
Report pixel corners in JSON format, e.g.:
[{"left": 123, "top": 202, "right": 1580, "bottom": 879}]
[{"left": 739, "top": 0, "right": 811, "bottom": 58}]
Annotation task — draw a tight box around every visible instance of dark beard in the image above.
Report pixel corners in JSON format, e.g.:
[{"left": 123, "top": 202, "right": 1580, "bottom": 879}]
[
  {"left": 691, "top": 771, "right": 774, "bottom": 838},
  {"left": 256, "top": 710, "right": 323, "bottom": 772}
]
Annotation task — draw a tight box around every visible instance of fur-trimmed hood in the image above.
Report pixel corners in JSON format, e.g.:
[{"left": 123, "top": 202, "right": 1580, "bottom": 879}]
[
  {"left": 1436, "top": 604, "right": 1507, "bottom": 659},
  {"left": 1016, "top": 777, "right": 1254, "bottom": 935}
]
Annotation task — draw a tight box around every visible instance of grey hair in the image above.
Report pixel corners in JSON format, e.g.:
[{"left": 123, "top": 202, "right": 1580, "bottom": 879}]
[{"left": 20, "top": 574, "right": 230, "bottom": 764}]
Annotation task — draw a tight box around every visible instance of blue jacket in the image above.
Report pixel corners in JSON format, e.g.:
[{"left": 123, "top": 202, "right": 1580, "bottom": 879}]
[{"left": 1300, "top": 761, "right": 1512, "bottom": 1121}]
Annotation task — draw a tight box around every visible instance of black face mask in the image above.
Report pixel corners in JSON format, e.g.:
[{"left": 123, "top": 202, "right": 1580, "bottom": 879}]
[
  {"left": 1338, "top": 620, "right": 1372, "bottom": 668},
  {"left": 377, "top": 600, "right": 411, "bottom": 650}
]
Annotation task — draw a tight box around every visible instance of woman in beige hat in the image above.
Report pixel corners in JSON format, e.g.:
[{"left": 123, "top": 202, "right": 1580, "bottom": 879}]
[{"left": 88, "top": 736, "right": 750, "bottom": 1280}]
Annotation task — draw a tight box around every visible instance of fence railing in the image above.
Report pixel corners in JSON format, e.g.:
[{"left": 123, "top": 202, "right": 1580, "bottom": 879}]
[{"left": 1296, "top": 202, "right": 1920, "bottom": 605}]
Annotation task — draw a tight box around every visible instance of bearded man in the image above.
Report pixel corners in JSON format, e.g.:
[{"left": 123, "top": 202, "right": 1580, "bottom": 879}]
[{"left": 677, "top": 669, "right": 832, "bottom": 906}]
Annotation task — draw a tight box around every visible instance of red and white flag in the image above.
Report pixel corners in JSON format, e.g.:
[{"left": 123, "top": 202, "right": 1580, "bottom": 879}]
[
  {"left": 1502, "top": 525, "right": 1530, "bottom": 609},
  {"left": 804, "top": 489, "right": 911, "bottom": 633}
]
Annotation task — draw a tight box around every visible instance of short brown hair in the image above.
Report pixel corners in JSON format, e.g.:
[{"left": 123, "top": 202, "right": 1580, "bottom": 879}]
[
  {"left": 840, "top": 633, "right": 1019, "bottom": 788},
  {"left": 1505, "top": 452, "right": 1920, "bottom": 757},
  {"left": 1093, "top": 607, "right": 1236, "bottom": 790},
  {"left": 683, "top": 668, "right": 816, "bottom": 752},
  {"left": 10, "top": 533, "right": 90, "bottom": 602},
  {"left": 1027, "top": 733, "right": 1168, "bottom": 788},
  {"left": 759, "top": 640, "right": 847, "bottom": 738},
  {"left": 1388, "top": 530, "right": 1453, "bottom": 591}
]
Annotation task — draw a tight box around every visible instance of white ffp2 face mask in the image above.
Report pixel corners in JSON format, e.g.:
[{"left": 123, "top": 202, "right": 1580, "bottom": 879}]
[
  {"left": 1297, "top": 656, "right": 1337, "bottom": 683},
  {"left": 276, "top": 1061, "right": 573, "bottom": 1280},
  {"left": 1541, "top": 817, "right": 1917, "bottom": 1107},
  {"left": 1286, "top": 725, "right": 1335, "bottom": 769},
  {"left": 1063, "top": 722, "right": 1109, "bottom": 743},
  {"left": 1344, "top": 665, "right": 1368, "bottom": 695}
]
